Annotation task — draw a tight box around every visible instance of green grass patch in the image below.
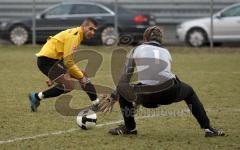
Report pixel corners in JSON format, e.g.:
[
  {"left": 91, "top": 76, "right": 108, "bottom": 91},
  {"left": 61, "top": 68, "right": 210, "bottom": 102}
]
[{"left": 0, "top": 45, "right": 239, "bottom": 150}]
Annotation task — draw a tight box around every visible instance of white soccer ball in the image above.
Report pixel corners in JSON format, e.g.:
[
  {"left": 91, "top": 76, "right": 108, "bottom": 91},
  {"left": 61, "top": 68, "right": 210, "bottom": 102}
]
[{"left": 76, "top": 109, "right": 97, "bottom": 130}]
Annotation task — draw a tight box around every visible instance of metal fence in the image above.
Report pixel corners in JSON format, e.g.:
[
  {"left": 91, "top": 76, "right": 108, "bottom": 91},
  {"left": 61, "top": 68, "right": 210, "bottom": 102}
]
[
  {"left": 0, "top": 0, "right": 239, "bottom": 45},
  {"left": 0, "top": 0, "right": 239, "bottom": 23}
]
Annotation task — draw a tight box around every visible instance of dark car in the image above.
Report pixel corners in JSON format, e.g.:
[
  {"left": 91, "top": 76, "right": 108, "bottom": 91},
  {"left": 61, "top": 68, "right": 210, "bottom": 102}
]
[{"left": 0, "top": 2, "right": 155, "bottom": 45}]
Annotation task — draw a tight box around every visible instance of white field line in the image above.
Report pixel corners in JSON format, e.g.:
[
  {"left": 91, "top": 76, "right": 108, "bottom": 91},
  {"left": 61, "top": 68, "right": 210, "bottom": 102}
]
[
  {"left": 0, "top": 107, "right": 239, "bottom": 145},
  {"left": 0, "top": 116, "right": 142, "bottom": 145}
]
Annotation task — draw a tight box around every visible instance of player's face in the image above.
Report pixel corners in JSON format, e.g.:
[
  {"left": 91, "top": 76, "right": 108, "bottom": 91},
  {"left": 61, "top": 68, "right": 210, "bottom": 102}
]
[{"left": 83, "top": 22, "right": 97, "bottom": 39}]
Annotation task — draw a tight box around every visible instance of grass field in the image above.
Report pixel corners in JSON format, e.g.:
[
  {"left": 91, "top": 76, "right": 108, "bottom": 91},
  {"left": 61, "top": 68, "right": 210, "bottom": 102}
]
[{"left": 0, "top": 45, "right": 239, "bottom": 150}]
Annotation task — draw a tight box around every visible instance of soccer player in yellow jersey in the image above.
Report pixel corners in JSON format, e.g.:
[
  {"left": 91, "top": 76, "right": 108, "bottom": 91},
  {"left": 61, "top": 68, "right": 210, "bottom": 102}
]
[{"left": 29, "top": 18, "right": 99, "bottom": 112}]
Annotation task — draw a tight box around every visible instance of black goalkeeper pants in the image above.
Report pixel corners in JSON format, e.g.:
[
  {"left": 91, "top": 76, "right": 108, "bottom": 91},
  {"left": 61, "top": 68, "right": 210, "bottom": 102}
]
[{"left": 119, "top": 78, "right": 210, "bottom": 130}]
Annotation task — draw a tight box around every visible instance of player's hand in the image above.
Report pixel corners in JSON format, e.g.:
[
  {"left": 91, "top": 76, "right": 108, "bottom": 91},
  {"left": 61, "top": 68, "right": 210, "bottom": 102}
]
[
  {"left": 46, "top": 80, "right": 53, "bottom": 87},
  {"left": 98, "top": 94, "right": 118, "bottom": 113}
]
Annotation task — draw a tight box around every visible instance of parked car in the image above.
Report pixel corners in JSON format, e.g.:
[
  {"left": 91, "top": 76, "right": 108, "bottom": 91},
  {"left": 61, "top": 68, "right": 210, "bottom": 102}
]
[
  {"left": 0, "top": 2, "right": 155, "bottom": 45},
  {"left": 176, "top": 3, "right": 240, "bottom": 47}
]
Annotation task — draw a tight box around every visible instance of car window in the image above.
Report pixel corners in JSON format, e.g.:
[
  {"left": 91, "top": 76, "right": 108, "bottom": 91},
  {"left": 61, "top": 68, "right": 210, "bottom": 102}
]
[
  {"left": 104, "top": 4, "right": 135, "bottom": 14},
  {"left": 70, "top": 4, "right": 109, "bottom": 14},
  {"left": 45, "top": 4, "right": 72, "bottom": 16},
  {"left": 222, "top": 5, "right": 240, "bottom": 17}
]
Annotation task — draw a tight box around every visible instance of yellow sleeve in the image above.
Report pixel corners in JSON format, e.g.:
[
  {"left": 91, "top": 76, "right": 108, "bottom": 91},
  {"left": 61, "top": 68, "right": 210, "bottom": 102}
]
[{"left": 63, "top": 34, "right": 84, "bottom": 80}]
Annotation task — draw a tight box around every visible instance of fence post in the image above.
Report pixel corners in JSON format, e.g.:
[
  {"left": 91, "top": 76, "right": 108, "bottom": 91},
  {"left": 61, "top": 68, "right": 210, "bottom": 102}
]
[
  {"left": 210, "top": 0, "right": 214, "bottom": 48},
  {"left": 114, "top": 0, "right": 119, "bottom": 45},
  {"left": 32, "top": 0, "right": 36, "bottom": 45}
]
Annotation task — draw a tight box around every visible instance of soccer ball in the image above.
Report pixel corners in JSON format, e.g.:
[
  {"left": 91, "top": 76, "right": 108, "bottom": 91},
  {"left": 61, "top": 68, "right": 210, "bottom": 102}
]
[{"left": 76, "top": 109, "right": 97, "bottom": 130}]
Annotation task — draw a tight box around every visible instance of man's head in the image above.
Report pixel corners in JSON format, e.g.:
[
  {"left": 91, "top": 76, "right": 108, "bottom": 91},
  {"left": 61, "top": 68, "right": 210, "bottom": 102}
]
[
  {"left": 82, "top": 18, "right": 98, "bottom": 39},
  {"left": 143, "top": 26, "right": 163, "bottom": 43}
]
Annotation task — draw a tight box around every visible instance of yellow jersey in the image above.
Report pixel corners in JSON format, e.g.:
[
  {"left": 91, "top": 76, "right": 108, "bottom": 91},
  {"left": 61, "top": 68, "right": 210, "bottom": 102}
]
[{"left": 36, "top": 27, "right": 84, "bottom": 79}]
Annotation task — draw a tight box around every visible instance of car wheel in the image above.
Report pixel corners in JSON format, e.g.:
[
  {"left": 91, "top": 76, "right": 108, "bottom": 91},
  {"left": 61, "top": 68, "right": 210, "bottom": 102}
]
[
  {"left": 10, "top": 25, "right": 28, "bottom": 45},
  {"left": 101, "top": 26, "right": 118, "bottom": 46},
  {"left": 186, "top": 28, "right": 207, "bottom": 47}
]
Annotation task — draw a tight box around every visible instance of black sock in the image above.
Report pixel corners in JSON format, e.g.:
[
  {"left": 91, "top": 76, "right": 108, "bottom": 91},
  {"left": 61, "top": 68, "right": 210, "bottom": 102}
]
[
  {"left": 42, "top": 84, "right": 65, "bottom": 99},
  {"left": 81, "top": 82, "right": 97, "bottom": 101}
]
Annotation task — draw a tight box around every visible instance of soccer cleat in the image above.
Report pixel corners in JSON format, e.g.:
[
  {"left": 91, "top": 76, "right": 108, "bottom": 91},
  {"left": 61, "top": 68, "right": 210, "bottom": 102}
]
[
  {"left": 205, "top": 127, "right": 225, "bottom": 137},
  {"left": 90, "top": 98, "right": 100, "bottom": 112},
  {"left": 28, "top": 93, "right": 40, "bottom": 112},
  {"left": 109, "top": 124, "right": 137, "bottom": 135}
]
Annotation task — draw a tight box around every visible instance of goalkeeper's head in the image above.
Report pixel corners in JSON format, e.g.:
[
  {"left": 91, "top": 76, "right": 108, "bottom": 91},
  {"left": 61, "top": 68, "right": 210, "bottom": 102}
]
[
  {"left": 143, "top": 26, "right": 163, "bottom": 44},
  {"left": 82, "top": 18, "right": 98, "bottom": 39}
]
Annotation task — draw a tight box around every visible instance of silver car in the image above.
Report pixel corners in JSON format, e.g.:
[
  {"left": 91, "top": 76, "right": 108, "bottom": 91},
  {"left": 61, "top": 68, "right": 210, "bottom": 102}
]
[{"left": 176, "top": 3, "right": 240, "bottom": 47}]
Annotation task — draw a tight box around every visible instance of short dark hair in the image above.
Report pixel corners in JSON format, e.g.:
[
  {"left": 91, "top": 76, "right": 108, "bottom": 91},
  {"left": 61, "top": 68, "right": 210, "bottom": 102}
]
[
  {"left": 83, "top": 18, "right": 98, "bottom": 27},
  {"left": 143, "top": 26, "right": 163, "bottom": 43}
]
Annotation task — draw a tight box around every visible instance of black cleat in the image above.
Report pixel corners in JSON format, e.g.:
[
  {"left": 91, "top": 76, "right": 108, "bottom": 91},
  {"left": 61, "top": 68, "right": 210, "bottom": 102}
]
[
  {"left": 205, "top": 127, "right": 225, "bottom": 137},
  {"left": 109, "top": 124, "right": 137, "bottom": 135}
]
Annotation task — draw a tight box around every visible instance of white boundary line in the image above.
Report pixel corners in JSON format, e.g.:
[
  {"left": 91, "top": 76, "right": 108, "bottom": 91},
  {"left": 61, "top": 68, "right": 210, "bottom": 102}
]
[
  {"left": 0, "top": 128, "right": 78, "bottom": 145},
  {"left": 1, "top": 107, "right": 239, "bottom": 145},
  {"left": 0, "top": 117, "right": 133, "bottom": 145},
  {"left": 0, "top": 114, "right": 176, "bottom": 145}
]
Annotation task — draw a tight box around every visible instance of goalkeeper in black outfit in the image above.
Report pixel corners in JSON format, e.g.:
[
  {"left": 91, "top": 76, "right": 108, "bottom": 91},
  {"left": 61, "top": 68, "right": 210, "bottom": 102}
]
[{"left": 99, "top": 26, "right": 225, "bottom": 137}]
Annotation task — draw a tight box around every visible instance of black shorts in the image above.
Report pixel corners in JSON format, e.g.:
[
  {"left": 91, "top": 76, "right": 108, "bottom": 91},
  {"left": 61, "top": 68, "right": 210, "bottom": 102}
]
[{"left": 37, "top": 56, "right": 67, "bottom": 81}]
